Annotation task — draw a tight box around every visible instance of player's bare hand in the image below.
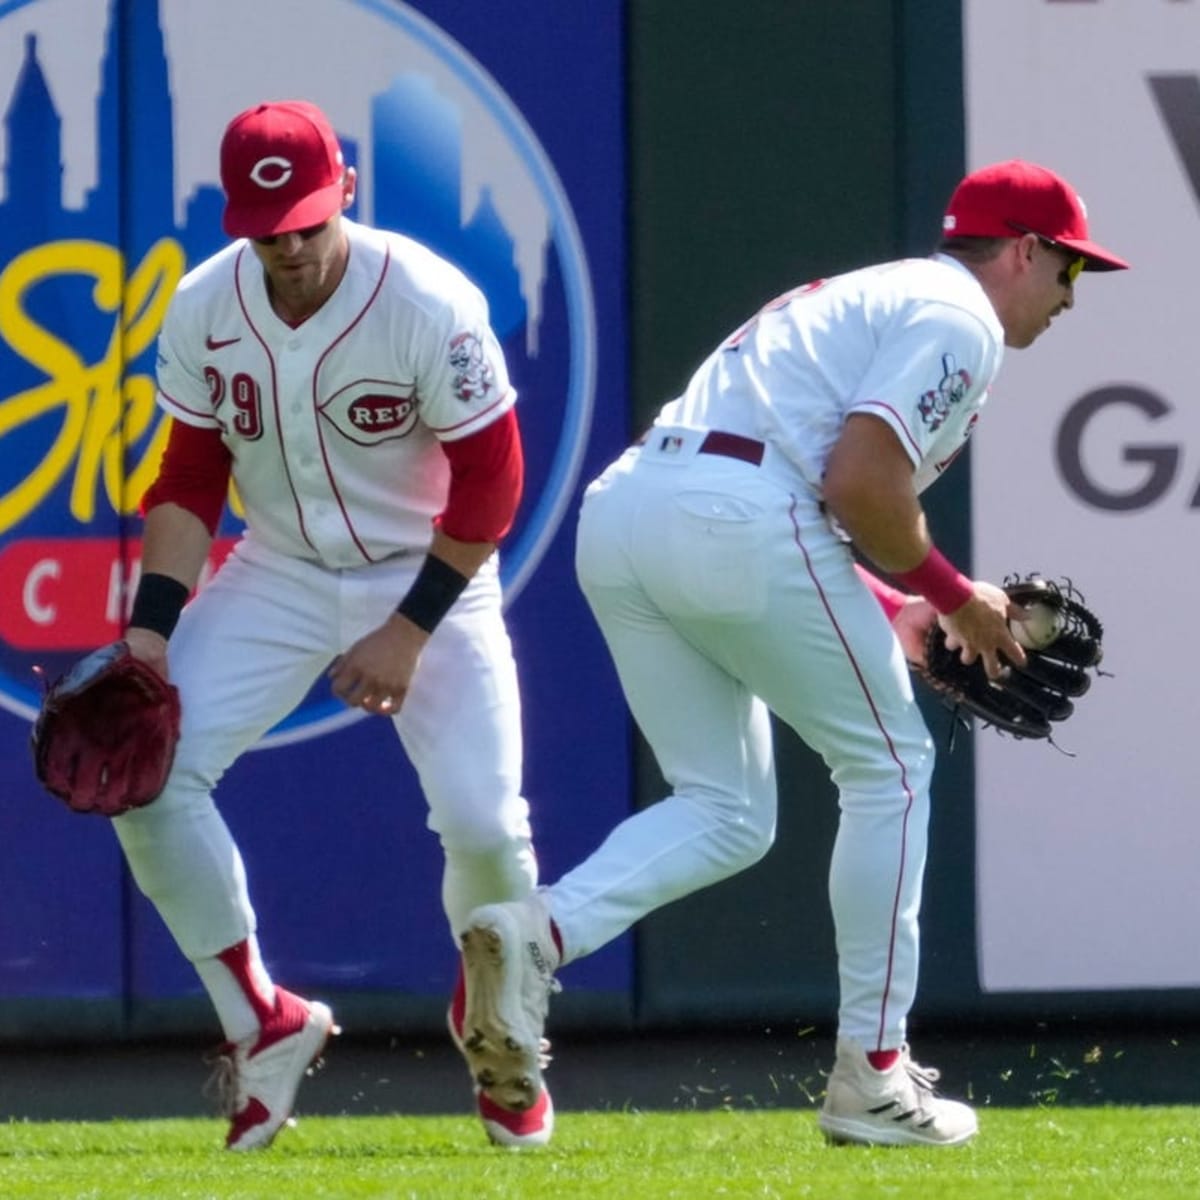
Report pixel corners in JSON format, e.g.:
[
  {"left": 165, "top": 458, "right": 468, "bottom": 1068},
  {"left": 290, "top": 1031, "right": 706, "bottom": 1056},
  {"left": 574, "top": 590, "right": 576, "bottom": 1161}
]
[
  {"left": 123, "top": 627, "right": 171, "bottom": 681},
  {"left": 328, "top": 614, "right": 429, "bottom": 715},
  {"left": 938, "top": 580, "right": 1027, "bottom": 680},
  {"left": 891, "top": 596, "right": 938, "bottom": 667}
]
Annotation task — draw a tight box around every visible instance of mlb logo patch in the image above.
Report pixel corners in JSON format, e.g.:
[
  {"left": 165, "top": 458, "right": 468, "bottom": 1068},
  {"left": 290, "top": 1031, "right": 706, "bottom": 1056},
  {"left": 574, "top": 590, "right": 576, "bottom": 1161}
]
[{"left": 658, "top": 435, "right": 684, "bottom": 454}]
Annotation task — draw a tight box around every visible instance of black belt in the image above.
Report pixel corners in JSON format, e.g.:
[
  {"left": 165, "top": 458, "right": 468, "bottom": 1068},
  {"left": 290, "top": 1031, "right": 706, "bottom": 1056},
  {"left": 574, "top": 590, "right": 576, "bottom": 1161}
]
[{"left": 636, "top": 429, "right": 766, "bottom": 466}]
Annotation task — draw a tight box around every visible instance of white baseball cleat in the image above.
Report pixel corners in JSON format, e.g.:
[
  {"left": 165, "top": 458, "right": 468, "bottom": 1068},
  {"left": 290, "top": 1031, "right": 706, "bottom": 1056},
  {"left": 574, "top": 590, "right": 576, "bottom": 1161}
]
[
  {"left": 205, "top": 987, "right": 338, "bottom": 1150},
  {"left": 818, "top": 1037, "right": 978, "bottom": 1147},
  {"left": 447, "top": 963, "right": 555, "bottom": 1148},
  {"left": 459, "top": 893, "right": 561, "bottom": 1119}
]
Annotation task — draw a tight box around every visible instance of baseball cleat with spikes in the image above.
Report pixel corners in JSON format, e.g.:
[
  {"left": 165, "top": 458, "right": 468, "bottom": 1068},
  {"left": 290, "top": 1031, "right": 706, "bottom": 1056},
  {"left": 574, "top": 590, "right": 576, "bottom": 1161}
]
[{"left": 459, "top": 894, "right": 561, "bottom": 1119}]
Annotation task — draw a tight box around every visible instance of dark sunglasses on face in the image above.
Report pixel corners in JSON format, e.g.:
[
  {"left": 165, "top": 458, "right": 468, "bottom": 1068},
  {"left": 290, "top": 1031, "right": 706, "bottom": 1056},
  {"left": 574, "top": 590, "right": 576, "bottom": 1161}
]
[
  {"left": 1007, "top": 222, "right": 1086, "bottom": 286},
  {"left": 252, "top": 220, "right": 329, "bottom": 247}
]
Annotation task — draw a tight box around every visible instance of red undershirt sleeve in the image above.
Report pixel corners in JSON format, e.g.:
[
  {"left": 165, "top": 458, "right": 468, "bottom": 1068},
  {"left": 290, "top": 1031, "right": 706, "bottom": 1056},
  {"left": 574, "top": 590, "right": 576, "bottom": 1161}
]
[
  {"left": 436, "top": 406, "right": 524, "bottom": 543},
  {"left": 140, "top": 419, "right": 232, "bottom": 536}
]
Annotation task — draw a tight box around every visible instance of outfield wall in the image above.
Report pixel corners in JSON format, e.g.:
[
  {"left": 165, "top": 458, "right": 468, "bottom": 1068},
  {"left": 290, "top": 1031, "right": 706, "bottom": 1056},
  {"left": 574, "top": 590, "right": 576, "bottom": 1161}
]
[{"left": 0, "top": 0, "right": 1195, "bottom": 1043}]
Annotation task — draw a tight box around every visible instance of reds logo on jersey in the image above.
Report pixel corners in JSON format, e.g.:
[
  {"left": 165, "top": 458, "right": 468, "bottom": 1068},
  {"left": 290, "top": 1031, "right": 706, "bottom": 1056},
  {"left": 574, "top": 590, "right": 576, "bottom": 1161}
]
[
  {"left": 917, "top": 353, "right": 972, "bottom": 433},
  {"left": 321, "top": 381, "right": 419, "bottom": 445},
  {"left": 449, "top": 331, "right": 496, "bottom": 403},
  {"left": 348, "top": 393, "right": 416, "bottom": 431}
]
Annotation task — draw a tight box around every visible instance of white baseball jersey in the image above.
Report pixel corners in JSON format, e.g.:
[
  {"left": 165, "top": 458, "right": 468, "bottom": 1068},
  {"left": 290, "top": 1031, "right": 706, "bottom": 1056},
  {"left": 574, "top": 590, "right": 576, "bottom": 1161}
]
[
  {"left": 154, "top": 218, "right": 516, "bottom": 567},
  {"left": 660, "top": 254, "right": 1005, "bottom": 495}
]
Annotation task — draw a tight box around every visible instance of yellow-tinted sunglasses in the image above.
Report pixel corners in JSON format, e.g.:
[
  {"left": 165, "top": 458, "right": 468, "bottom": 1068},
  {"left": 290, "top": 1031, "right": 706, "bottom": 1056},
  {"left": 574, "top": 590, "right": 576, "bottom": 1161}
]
[
  {"left": 1009, "top": 222, "right": 1086, "bottom": 286},
  {"left": 1052, "top": 247, "right": 1086, "bottom": 285}
]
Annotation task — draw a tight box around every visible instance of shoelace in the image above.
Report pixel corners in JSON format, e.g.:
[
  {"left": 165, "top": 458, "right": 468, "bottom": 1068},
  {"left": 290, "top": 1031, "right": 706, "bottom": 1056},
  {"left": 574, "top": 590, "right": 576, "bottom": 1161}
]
[
  {"left": 896, "top": 1054, "right": 950, "bottom": 1123},
  {"left": 903, "top": 1057, "right": 942, "bottom": 1093},
  {"left": 201, "top": 1045, "right": 241, "bottom": 1117}
]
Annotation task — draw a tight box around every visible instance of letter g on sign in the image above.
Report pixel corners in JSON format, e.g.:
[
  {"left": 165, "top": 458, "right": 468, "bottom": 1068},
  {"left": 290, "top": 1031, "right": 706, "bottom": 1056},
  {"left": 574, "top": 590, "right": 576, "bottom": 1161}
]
[
  {"left": 250, "top": 156, "right": 293, "bottom": 189},
  {"left": 1055, "top": 385, "right": 1178, "bottom": 512}
]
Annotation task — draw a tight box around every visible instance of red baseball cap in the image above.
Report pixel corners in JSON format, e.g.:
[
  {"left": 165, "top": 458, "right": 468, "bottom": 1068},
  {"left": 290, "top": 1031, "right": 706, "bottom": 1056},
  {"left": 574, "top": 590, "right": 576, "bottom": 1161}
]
[
  {"left": 942, "top": 160, "right": 1129, "bottom": 271},
  {"left": 220, "top": 101, "right": 346, "bottom": 239}
]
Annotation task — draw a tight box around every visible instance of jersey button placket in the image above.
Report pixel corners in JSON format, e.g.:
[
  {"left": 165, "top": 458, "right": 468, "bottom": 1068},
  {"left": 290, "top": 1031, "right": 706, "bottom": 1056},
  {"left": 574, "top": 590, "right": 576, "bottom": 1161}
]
[{"left": 277, "top": 339, "right": 328, "bottom": 556}]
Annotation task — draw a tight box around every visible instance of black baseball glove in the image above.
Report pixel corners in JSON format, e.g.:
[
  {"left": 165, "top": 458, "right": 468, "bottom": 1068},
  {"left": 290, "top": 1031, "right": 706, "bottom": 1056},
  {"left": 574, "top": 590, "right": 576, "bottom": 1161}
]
[
  {"left": 31, "top": 641, "right": 181, "bottom": 816},
  {"left": 915, "top": 575, "right": 1104, "bottom": 740}
]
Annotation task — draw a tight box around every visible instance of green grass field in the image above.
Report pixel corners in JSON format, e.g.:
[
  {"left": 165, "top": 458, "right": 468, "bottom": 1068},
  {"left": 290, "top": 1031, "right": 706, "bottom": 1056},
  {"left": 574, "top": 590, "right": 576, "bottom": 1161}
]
[{"left": 1, "top": 1107, "right": 1196, "bottom": 1200}]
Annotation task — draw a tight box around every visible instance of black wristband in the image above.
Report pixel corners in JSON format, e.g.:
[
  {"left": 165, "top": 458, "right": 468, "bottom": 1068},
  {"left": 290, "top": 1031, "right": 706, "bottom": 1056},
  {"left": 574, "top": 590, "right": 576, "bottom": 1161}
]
[
  {"left": 396, "top": 555, "right": 470, "bottom": 634},
  {"left": 128, "top": 572, "right": 189, "bottom": 640}
]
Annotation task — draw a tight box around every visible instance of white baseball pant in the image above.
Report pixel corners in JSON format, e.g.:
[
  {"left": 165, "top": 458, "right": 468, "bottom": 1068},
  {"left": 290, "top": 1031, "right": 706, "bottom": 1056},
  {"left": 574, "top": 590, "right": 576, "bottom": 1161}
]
[
  {"left": 112, "top": 534, "right": 537, "bottom": 962},
  {"left": 551, "top": 429, "right": 935, "bottom": 1050}
]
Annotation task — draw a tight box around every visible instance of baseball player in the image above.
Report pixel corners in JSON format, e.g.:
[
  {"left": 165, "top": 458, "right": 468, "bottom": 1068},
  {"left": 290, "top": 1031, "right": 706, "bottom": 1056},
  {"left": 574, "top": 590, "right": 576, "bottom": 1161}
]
[
  {"left": 113, "top": 100, "right": 551, "bottom": 1150},
  {"left": 459, "top": 161, "right": 1129, "bottom": 1146}
]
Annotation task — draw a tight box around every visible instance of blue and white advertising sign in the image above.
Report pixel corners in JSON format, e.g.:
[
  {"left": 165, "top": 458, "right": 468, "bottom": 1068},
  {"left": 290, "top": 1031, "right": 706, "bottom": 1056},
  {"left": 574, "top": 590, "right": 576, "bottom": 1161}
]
[{"left": 0, "top": 0, "right": 629, "bottom": 1016}]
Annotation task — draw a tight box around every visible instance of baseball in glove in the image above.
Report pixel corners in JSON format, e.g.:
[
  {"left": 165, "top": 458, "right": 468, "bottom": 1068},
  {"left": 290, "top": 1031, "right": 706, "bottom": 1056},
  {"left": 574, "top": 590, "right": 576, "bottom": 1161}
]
[
  {"left": 31, "top": 641, "right": 181, "bottom": 816},
  {"left": 916, "top": 575, "right": 1104, "bottom": 741}
]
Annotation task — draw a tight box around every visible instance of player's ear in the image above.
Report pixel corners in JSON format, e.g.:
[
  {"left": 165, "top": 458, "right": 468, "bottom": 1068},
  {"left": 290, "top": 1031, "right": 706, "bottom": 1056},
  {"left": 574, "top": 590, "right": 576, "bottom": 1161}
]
[
  {"left": 341, "top": 167, "right": 358, "bottom": 210},
  {"left": 1014, "top": 232, "right": 1039, "bottom": 274}
]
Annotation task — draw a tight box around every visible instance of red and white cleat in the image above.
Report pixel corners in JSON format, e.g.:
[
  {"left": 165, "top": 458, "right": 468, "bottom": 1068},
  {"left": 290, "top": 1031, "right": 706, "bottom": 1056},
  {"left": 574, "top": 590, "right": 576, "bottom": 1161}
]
[
  {"left": 448, "top": 954, "right": 555, "bottom": 1148},
  {"left": 205, "top": 986, "right": 338, "bottom": 1151}
]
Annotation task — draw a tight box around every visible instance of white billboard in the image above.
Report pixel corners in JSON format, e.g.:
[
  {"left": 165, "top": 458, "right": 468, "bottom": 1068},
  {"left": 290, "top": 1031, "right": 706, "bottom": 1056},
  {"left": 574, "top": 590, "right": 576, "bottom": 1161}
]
[{"left": 965, "top": 0, "right": 1200, "bottom": 990}]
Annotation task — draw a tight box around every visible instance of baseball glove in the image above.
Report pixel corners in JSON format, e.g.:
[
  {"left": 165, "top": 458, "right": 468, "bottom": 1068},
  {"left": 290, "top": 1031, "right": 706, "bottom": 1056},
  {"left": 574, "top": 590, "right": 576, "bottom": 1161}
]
[
  {"left": 916, "top": 575, "right": 1104, "bottom": 741},
  {"left": 31, "top": 641, "right": 181, "bottom": 816}
]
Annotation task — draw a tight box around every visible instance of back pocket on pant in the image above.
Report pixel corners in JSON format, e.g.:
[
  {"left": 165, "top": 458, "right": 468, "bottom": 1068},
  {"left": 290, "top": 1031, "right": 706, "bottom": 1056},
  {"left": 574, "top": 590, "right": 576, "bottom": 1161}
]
[{"left": 651, "top": 489, "right": 770, "bottom": 620}]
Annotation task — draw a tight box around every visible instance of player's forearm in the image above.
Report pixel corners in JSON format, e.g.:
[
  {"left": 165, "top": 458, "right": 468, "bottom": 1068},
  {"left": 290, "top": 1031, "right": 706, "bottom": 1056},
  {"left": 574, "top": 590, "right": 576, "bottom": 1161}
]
[
  {"left": 835, "top": 493, "right": 972, "bottom": 615},
  {"left": 825, "top": 413, "right": 971, "bottom": 613},
  {"left": 124, "top": 503, "right": 213, "bottom": 646},
  {"left": 139, "top": 502, "right": 215, "bottom": 591},
  {"left": 832, "top": 492, "right": 932, "bottom": 574},
  {"left": 426, "top": 528, "right": 496, "bottom": 580},
  {"left": 390, "top": 529, "right": 496, "bottom": 639},
  {"left": 824, "top": 463, "right": 933, "bottom": 575}
]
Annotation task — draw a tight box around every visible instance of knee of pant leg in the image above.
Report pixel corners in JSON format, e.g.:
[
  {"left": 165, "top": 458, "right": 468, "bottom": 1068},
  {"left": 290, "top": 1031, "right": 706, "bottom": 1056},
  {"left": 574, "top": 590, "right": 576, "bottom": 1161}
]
[
  {"left": 832, "top": 730, "right": 935, "bottom": 813},
  {"left": 110, "top": 784, "right": 192, "bottom": 846},
  {"left": 729, "top": 810, "right": 776, "bottom": 870},
  {"left": 426, "top": 776, "right": 533, "bottom": 856},
  {"left": 110, "top": 787, "right": 221, "bottom": 896},
  {"left": 430, "top": 781, "right": 537, "bottom": 887},
  {"left": 688, "top": 789, "right": 776, "bottom": 876},
  {"left": 438, "top": 823, "right": 536, "bottom": 873}
]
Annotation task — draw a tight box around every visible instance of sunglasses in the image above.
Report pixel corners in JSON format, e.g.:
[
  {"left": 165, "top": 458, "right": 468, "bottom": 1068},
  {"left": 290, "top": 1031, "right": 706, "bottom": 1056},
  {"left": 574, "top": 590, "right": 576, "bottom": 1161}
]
[
  {"left": 1008, "top": 223, "right": 1086, "bottom": 286},
  {"left": 252, "top": 220, "right": 330, "bottom": 247}
]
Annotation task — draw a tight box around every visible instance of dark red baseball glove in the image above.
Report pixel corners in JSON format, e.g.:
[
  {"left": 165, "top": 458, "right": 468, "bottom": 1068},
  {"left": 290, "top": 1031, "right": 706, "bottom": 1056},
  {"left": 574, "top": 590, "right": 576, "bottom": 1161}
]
[{"left": 31, "top": 641, "right": 181, "bottom": 816}]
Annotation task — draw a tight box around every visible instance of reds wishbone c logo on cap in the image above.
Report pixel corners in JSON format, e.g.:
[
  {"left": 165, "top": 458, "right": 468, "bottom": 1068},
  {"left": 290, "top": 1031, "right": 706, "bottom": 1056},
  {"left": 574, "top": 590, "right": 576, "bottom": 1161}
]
[{"left": 249, "top": 156, "right": 294, "bottom": 188}]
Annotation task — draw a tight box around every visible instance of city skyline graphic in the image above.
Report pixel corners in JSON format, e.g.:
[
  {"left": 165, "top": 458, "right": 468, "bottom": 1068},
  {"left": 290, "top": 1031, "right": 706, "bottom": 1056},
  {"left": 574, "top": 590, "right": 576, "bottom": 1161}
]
[
  {"left": 0, "top": 0, "right": 592, "bottom": 730},
  {"left": 0, "top": 0, "right": 536, "bottom": 343}
]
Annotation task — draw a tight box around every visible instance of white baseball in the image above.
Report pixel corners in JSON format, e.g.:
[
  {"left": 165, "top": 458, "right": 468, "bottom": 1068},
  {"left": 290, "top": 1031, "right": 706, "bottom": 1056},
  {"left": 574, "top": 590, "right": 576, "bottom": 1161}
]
[{"left": 1009, "top": 602, "right": 1064, "bottom": 650}]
